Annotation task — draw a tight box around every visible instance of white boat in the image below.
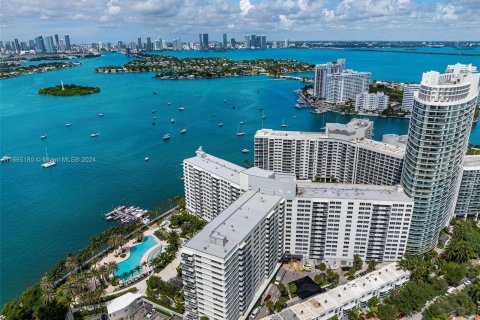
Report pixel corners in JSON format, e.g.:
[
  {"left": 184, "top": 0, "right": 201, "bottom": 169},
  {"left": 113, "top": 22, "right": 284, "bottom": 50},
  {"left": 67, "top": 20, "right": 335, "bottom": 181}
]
[
  {"left": 240, "top": 121, "right": 245, "bottom": 125},
  {"left": 153, "top": 116, "right": 157, "bottom": 119},
  {"left": 170, "top": 118, "right": 175, "bottom": 123},
  {"left": 262, "top": 110, "right": 266, "bottom": 120},
  {"left": 167, "top": 102, "right": 171, "bottom": 105},
  {"left": 281, "top": 119, "right": 289, "bottom": 128},
  {"left": 1, "top": 155, "right": 12, "bottom": 163},
  {"left": 65, "top": 122, "right": 72, "bottom": 127},
  {"left": 236, "top": 125, "right": 245, "bottom": 136},
  {"left": 180, "top": 129, "right": 187, "bottom": 134},
  {"left": 91, "top": 132, "right": 100, "bottom": 138},
  {"left": 224, "top": 99, "right": 227, "bottom": 102},
  {"left": 152, "top": 109, "right": 156, "bottom": 113},
  {"left": 178, "top": 107, "right": 185, "bottom": 111},
  {"left": 218, "top": 123, "right": 223, "bottom": 127},
  {"left": 292, "top": 115, "right": 297, "bottom": 119},
  {"left": 242, "top": 149, "right": 249, "bottom": 153},
  {"left": 99, "top": 112, "right": 104, "bottom": 117},
  {"left": 163, "top": 134, "right": 171, "bottom": 141},
  {"left": 40, "top": 133, "right": 47, "bottom": 140},
  {"left": 41, "top": 148, "right": 56, "bottom": 168},
  {"left": 144, "top": 157, "right": 149, "bottom": 162}
]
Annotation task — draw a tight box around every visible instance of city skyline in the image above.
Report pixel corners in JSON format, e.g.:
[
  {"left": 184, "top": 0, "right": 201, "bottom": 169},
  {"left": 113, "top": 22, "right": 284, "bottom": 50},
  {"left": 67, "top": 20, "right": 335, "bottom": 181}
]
[{"left": 2, "top": 0, "right": 480, "bottom": 42}]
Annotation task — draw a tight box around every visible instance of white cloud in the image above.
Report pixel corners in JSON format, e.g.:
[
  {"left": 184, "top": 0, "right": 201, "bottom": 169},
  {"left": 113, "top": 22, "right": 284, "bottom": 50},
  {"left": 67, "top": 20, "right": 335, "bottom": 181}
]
[{"left": 239, "top": 0, "right": 255, "bottom": 16}]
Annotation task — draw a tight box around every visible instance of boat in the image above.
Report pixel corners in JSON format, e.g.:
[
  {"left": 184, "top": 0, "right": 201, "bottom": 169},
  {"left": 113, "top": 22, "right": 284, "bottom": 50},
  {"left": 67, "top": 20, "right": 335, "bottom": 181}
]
[
  {"left": 99, "top": 112, "right": 104, "bottom": 117},
  {"left": 240, "top": 121, "right": 245, "bottom": 125},
  {"left": 242, "top": 149, "right": 250, "bottom": 153},
  {"left": 152, "top": 109, "right": 156, "bottom": 113},
  {"left": 153, "top": 91, "right": 157, "bottom": 95},
  {"left": 262, "top": 115, "right": 266, "bottom": 120},
  {"left": 178, "top": 107, "right": 185, "bottom": 111},
  {"left": 224, "top": 99, "right": 227, "bottom": 102},
  {"left": 258, "top": 106, "right": 263, "bottom": 111},
  {"left": 236, "top": 125, "right": 245, "bottom": 136},
  {"left": 292, "top": 115, "right": 297, "bottom": 119},
  {"left": 91, "top": 131, "right": 100, "bottom": 138},
  {"left": 41, "top": 148, "right": 56, "bottom": 168},
  {"left": 231, "top": 105, "right": 236, "bottom": 109},
  {"left": 218, "top": 123, "right": 223, "bottom": 127},
  {"left": 40, "top": 133, "right": 47, "bottom": 140},
  {"left": 180, "top": 129, "right": 187, "bottom": 134},
  {"left": 167, "top": 102, "right": 171, "bottom": 105},
  {"left": 211, "top": 113, "right": 216, "bottom": 117},
  {"left": 145, "top": 157, "right": 150, "bottom": 161},
  {"left": 153, "top": 116, "right": 157, "bottom": 120},
  {"left": 1, "top": 155, "right": 12, "bottom": 163},
  {"left": 170, "top": 118, "right": 175, "bottom": 123},
  {"left": 65, "top": 122, "right": 72, "bottom": 127},
  {"left": 163, "top": 134, "right": 171, "bottom": 141},
  {"left": 281, "top": 119, "right": 289, "bottom": 128}
]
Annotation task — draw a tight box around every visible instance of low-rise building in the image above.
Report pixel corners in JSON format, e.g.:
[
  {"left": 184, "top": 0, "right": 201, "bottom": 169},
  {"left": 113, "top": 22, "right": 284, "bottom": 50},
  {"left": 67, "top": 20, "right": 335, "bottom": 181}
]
[
  {"left": 260, "top": 263, "right": 409, "bottom": 320},
  {"left": 355, "top": 92, "right": 389, "bottom": 112},
  {"left": 106, "top": 292, "right": 143, "bottom": 320}
]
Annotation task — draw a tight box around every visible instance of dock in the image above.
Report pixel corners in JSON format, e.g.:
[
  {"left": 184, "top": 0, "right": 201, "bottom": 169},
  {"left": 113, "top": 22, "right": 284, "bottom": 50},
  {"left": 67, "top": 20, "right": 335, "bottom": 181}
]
[{"left": 105, "top": 205, "right": 147, "bottom": 223}]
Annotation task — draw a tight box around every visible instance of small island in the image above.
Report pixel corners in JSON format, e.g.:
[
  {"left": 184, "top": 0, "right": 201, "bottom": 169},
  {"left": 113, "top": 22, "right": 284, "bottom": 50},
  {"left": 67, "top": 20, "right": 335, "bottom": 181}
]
[
  {"left": 0, "top": 62, "right": 81, "bottom": 80},
  {"left": 38, "top": 84, "right": 100, "bottom": 96}
]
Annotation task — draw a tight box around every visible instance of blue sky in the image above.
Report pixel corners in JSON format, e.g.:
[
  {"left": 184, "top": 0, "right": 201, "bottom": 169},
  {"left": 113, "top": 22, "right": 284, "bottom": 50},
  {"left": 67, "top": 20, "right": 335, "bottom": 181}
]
[{"left": 1, "top": 0, "right": 479, "bottom": 43}]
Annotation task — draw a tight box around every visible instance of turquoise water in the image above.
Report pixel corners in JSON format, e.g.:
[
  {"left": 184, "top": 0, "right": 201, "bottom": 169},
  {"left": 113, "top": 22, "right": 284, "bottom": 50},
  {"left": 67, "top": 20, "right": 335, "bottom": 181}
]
[
  {"left": 1, "top": 48, "right": 479, "bottom": 306},
  {"left": 114, "top": 236, "right": 158, "bottom": 280}
]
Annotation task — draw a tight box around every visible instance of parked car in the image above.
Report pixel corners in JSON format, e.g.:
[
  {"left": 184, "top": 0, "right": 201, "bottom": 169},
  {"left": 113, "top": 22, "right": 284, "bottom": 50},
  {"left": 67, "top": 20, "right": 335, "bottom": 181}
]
[
  {"left": 250, "top": 307, "right": 261, "bottom": 319},
  {"left": 146, "top": 309, "right": 156, "bottom": 318},
  {"left": 464, "top": 278, "right": 472, "bottom": 285}
]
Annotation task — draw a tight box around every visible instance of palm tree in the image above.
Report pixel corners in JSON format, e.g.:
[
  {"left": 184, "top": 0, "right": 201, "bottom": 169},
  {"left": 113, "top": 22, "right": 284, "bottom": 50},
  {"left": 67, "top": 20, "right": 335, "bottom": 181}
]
[
  {"left": 40, "top": 273, "right": 54, "bottom": 292},
  {"left": 367, "top": 260, "right": 378, "bottom": 272},
  {"left": 467, "top": 280, "right": 480, "bottom": 304},
  {"left": 65, "top": 255, "right": 78, "bottom": 272},
  {"left": 41, "top": 287, "right": 56, "bottom": 305},
  {"left": 90, "top": 256, "right": 100, "bottom": 270},
  {"left": 106, "top": 261, "right": 119, "bottom": 277},
  {"left": 98, "top": 265, "right": 109, "bottom": 284}
]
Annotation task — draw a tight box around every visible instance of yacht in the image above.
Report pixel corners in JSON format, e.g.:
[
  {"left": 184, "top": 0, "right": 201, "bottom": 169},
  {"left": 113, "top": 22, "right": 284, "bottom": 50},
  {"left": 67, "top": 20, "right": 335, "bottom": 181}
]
[
  {"left": 145, "top": 157, "right": 150, "bottom": 162},
  {"left": 167, "top": 102, "right": 171, "bottom": 105},
  {"left": 1, "top": 155, "right": 12, "bottom": 163},
  {"left": 41, "top": 148, "right": 56, "bottom": 168},
  {"left": 242, "top": 149, "right": 250, "bottom": 154},
  {"left": 180, "top": 129, "right": 187, "bottom": 134},
  {"left": 258, "top": 106, "right": 263, "bottom": 111},
  {"left": 236, "top": 125, "right": 245, "bottom": 136},
  {"left": 218, "top": 123, "right": 223, "bottom": 127},
  {"left": 91, "top": 131, "right": 100, "bottom": 138},
  {"left": 211, "top": 113, "right": 216, "bottom": 117},
  {"left": 40, "top": 133, "right": 47, "bottom": 140},
  {"left": 153, "top": 116, "right": 157, "bottom": 120},
  {"left": 178, "top": 107, "right": 185, "bottom": 111},
  {"left": 292, "top": 115, "right": 297, "bottom": 119},
  {"left": 224, "top": 99, "right": 227, "bottom": 102},
  {"left": 65, "top": 122, "right": 72, "bottom": 127},
  {"left": 99, "top": 112, "right": 105, "bottom": 117},
  {"left": 170, "top": 118, "right": 175, "bottom": 123},
  {"left": 152, "top": 109, "right": 156, "bottom": 114},
  {"left": 240, "top": 121, "right": 245, "bottom": 125},
  {"left": 163, "top": 134, "right": 171, "bottom": 141}
]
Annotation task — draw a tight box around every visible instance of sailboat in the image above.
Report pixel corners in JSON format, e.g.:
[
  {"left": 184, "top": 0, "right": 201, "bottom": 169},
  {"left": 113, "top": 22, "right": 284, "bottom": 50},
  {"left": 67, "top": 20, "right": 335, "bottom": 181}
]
[
  {"left": 41, "top": 148, "right": 56, "bottom": 168},
  {"left": 218, "top": 123, "right": 223, "bottom": 127},
  {"left": 236, "top": 124, "right": 245, "bottom": 136},
  {"left": 40, "top": 133, "right": 47, "bottom": 140},
  {"left": 170, "top": 118, "right": 175, "bottom": 123},
  {"left": 91, "top": 130, "right": 100, "bottom": 138},
  {"left": 99, "top": 110, "right": 104, "bottom": 117}
]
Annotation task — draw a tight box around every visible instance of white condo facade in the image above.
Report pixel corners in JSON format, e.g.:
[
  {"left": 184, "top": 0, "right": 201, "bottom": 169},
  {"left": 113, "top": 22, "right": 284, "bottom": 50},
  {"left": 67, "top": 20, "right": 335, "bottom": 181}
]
[
  {"left": 401, "top": 65, "right": 480, "bottom": 254},
  {"left": 355, "top": 92, "right": 389, "bottom": 112},
  {"left": 401, "top": 84, "right": 421, "bottom": 112},
  {"left": 253, "top": 120, "right": 405, "bottom": 185},
  {"left": 454, "top": 155, "right": 480, "bottom": 220},
  {"left": 313, "top": 59, "right": 370, "bottom": 103},
  {"left": 261, "top": 263, "right": 409, "bottom": 320},
  {"left": 181, "top": 190, "right": 285, "bottom": 320}
]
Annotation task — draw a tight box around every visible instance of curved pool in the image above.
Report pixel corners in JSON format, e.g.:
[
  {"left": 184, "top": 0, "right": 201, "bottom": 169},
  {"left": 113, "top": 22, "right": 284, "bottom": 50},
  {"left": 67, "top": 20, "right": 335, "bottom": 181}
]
[{"left": 114, "top": 235, "right": 158, "bottom": 280}]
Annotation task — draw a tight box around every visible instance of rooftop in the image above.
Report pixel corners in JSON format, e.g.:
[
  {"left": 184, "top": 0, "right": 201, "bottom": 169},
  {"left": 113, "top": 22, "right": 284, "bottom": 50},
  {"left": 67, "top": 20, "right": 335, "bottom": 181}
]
[
  {"left": 184, "top": 146, "right": 244, "bottom": 185},
  {"left": 464, "top": 155, "right": 480, "bottom": 170},
  {"left": 183, "top": 190, "right": 283, "bottom": 259},
  {"left": 261, "top": 264, "right": 409, "bottom": 320},
  {"left": 356, "top": 138, "right": 406, "bottom": 158},
  {"left": 296, "top": 182, "right": 413, "bottom": 202},
  {"left": 106, "top": 292, "right": 142, "bottom": 314}
]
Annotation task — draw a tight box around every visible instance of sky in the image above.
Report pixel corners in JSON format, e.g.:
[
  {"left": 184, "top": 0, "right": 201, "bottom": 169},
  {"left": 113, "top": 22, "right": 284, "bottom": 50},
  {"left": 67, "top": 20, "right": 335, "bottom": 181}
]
[{"left": 1, "top": 0, "right": 479, "bottom": 43}]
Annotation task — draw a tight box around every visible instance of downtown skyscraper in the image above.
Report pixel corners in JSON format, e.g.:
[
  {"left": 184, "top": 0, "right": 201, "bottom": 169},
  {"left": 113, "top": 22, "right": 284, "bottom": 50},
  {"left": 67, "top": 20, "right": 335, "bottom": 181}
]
[{"left": 401, "top": 63, "right": 480, "bottom": 254}]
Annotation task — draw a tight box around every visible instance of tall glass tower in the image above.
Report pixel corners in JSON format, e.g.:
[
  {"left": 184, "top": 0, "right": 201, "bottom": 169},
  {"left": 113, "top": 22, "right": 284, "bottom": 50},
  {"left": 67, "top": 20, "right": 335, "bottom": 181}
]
[{"left": 402, "top": 64, "right": 479, "bottom": 254}]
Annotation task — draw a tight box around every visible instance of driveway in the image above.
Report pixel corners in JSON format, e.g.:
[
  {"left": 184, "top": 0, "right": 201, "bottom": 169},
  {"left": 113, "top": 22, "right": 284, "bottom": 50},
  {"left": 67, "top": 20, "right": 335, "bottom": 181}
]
[{"left": 255, "top": 284, "right": 280, "bottom": 320}]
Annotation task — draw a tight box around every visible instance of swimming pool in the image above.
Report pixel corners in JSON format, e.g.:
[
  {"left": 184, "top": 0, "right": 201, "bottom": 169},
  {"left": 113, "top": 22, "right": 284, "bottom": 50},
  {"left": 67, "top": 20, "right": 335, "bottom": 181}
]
[{"left": 115, "top": 235, "right": 158, "bottom": 281}]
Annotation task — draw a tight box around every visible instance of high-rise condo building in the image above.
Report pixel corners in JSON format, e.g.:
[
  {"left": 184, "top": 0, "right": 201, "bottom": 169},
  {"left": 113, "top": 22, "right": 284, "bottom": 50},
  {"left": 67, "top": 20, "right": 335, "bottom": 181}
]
[
  {"left": 401, "top": 84, "right": 421, "bottom": 112},
  {"left": 313, "top": 59, "right": 370, "bottom": 103},
  {"left": 313, "top": 59, "right": 345, "bottom": 98},
  {"left": 222, "top": 33, "right": 227, "bottom": 49},
  {"left": 201, "top": 33, "right": 209, "bottom": 50},
  {"left": 54, "top": 34, "right": 60, "bottom": 50},
  {"left": 254, "top": 120, "right": 405, "bottom": 185},
  {"left": 14, "top": 39, "right": 20, "bottom": 52},
  {"left": 261, "top": 35, "right": 267, "bottom": 49},
  {"left": 182, "top": 190, "right": 285, "bottom": 320},
  {"left": 401, "top": 65, "right": 480, "bottom": 254},
  {"left": 355, "top": 92, "right": 389, "bottom": 112},
  {"left": 146, "top": 37, "right": 152, "bottom": 51},
  {"left": 137, "top": 37, "right": 142, "bottom": 50},
  {"left": 250, "top": 34, "right": 256, "bottom": 48},
  {"left": 244, "top": 35, "right": 250, "bottom": 48},
  {"left": 454, "top": 156, "right": 480, "bottom": 220},
  {"left": 64, "top": 35, "right": 71, "bottom": 51},
  {"left": 44, "top": 36, "right": 56, "bottom": 53}
]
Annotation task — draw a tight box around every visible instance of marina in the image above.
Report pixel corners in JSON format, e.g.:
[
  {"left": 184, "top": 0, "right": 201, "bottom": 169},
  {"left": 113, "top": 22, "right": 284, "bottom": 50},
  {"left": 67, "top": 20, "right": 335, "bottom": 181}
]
[{"left": 104, "top": 205, "right": 148, "bottom": 223}]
